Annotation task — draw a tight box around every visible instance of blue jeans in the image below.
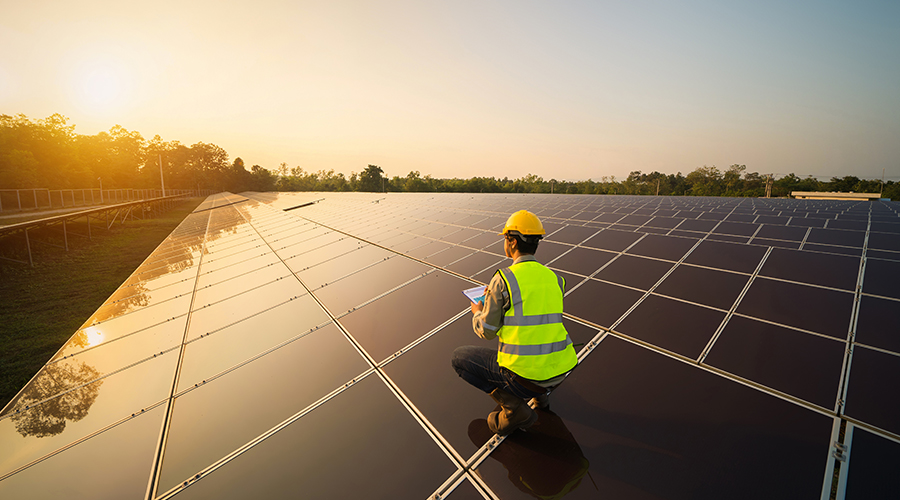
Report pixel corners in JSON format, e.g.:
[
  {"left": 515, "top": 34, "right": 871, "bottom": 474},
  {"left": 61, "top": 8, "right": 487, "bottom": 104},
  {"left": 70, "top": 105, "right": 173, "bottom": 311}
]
[{"left": 451, "top": 345, "right": 546, "bottom": 399}]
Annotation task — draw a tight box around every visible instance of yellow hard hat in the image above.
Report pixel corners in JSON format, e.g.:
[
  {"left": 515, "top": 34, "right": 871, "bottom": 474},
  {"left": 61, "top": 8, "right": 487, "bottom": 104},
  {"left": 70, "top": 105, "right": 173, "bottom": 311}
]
[{"left": 499, "top": 210, "right": 545, "bottom": 236}]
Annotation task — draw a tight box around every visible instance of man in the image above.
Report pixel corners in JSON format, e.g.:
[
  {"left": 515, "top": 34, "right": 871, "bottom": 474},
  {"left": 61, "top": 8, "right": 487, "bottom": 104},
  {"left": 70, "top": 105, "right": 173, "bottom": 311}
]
[{"left": 452, "top": 210, "right": 577, "bottom": 436}]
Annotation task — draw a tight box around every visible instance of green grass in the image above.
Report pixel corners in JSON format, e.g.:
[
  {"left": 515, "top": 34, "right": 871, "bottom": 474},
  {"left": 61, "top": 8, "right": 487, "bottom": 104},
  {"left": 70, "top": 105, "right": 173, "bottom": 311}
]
[{"left": 0, "top": 198, "right": 203, "bottom": 410}]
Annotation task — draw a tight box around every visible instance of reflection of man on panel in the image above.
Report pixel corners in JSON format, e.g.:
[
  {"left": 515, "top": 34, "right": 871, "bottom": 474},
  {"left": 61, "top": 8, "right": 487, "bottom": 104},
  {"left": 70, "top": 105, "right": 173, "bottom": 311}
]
[
  {"left": 452, "top": 210, "right": 577, "bottom": 435},
  {"left": 468, "top": 410, "right": 590, "bottom": 498}
]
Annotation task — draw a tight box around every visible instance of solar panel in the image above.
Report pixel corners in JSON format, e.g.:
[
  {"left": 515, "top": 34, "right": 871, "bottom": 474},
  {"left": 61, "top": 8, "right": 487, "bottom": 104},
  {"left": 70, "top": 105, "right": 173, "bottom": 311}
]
[{"left": 2, "top": 192, "right": 899, "bottom": 498}]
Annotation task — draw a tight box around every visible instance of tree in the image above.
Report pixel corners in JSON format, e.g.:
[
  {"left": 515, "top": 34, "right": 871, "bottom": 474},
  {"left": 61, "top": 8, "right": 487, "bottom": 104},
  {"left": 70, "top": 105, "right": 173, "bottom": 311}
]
[
  {"left": 0, "top": 149, "right": 39, "bottom": 188},
  {"left": 686, "top": 165, "right": 723, "bottom": 196},
  {"left": 225, "top": 157, "right": 252, "bottom": 192},
  {"left": 723, "top": 164, "right": 746, "bottom": 195},
  {"left": 357, "top": 164, "right": 385, "bottom": 192},
  {"left": 250, "top": 164, "right": 277, "bottom": 191}
]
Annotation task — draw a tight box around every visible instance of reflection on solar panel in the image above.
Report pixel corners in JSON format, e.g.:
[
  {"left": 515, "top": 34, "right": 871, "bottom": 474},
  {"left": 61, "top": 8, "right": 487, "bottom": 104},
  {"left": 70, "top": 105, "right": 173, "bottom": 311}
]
[{"left": 2, "top": 192, "right": 899, "bottom": 499}]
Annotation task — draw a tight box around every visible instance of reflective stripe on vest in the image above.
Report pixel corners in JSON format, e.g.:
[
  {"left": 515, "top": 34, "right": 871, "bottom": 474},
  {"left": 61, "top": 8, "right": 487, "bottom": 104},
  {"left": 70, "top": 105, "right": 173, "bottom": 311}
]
[
  {"left": 496, "top": 261, "right": 577, "bottom": 380},
  {"left": 498, "top": 337, "right": 572, "bottom": 356}
]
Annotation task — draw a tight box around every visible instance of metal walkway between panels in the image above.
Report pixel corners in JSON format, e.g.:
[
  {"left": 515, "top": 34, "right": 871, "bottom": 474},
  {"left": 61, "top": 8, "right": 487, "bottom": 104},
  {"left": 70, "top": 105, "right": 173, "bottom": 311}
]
[{"left": 0, "top": 194, "right": 197, "bottom": 267}]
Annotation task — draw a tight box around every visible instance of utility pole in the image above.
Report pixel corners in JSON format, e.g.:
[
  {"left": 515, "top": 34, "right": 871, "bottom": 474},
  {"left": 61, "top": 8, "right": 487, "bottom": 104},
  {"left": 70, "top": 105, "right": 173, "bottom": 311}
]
[
  {"left": 882, "top": 168, "right": 885, "bottom": 197},
  {"left": 159, "top": 154, "right": 166, "bottom": 197},
  {"left": 656, "top": 178, "right": 660, "bottom": 196},
  {"left": 98, "top": 177, "right": 103, "bottom": 204},
  {"left": 765, "top": 174, "right": 773, "bottom": 198}
]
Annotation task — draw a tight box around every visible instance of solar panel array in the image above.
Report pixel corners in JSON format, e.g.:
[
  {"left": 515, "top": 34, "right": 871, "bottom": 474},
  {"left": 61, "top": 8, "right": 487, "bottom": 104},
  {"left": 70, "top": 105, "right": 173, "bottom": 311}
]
[{"left": 1, "top": 192, "right": 898, "bottom": 499}]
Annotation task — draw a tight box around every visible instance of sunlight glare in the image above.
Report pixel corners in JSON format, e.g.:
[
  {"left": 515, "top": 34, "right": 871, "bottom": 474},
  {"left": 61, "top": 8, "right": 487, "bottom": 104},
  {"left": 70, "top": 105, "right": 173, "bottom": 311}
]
[
  {"left": 83, "top": 326, "right": 105, "bottom": 348},
  {"left": 73, "top": 59, "right": 132, "bottom": 115}
]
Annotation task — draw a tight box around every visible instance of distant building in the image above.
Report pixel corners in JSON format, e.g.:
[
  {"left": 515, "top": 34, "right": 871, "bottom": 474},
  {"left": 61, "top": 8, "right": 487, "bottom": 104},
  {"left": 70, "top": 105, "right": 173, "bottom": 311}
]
[{"left": 791, "top": 191, "right": 883, "bottom": 201}]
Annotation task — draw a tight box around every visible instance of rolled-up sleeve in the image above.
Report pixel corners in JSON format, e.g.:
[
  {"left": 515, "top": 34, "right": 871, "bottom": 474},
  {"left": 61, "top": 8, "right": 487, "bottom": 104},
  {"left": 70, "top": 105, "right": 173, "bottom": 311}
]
[{"left": 472, "top": 272, "right": 509, "bottom": 340}]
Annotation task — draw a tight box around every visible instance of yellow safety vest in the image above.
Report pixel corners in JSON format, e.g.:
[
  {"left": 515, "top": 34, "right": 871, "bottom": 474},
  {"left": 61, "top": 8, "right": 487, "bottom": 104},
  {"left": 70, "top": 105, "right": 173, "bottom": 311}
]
[{"left": 496, "top": 261, "right": 577, "bottom": 381}]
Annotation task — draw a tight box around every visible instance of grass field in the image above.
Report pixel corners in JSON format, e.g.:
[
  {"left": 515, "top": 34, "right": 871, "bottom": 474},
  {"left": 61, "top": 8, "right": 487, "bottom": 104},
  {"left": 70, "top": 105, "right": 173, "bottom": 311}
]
[{"left": 0, "top": 198, "right": 203, "bottom": 410}]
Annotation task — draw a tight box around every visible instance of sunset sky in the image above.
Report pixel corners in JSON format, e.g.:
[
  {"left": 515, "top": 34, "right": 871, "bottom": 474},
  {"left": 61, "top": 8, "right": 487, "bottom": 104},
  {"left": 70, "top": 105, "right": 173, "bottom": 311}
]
[{"left": 2, "top": 0, "right": 898, "bottom": 182}]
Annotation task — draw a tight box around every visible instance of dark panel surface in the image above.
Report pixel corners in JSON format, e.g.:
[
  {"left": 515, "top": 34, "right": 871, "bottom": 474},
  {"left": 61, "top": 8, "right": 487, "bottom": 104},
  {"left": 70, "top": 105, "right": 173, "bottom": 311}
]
[
  {"left": 532, "top": 241, "right": 572, "bottom": 264},
  {"left": 845, "top": 346, "right": 900, "bottom": 435},
  {"left": 788, "top": 217, "right": 826, "bottom": 228},
  {"left": 752, "top": 237, "right": 801, "bottom": 249},
  {"left": 383, "top": 316, "right": 505, "bottom": 455},
  {"left": 159, "top": 324, "right": 368, "bottom": 493},
  {"left": 737, "top": 278, "right": 853, "bottom": 339},
  {"left": 565, "top": 279, "right": 645, "bottom": 328},
  {"left": 644, "top": 216, "right": 683, "bottom": 229},
  {"left": 655, "top": 265, "right": 749, "bottom": 310},
  {"left": 706, "top": 234, "right": 749, "bottom": 244},
  {"left": 462, "top": 230, "right": 502, "bottom": 250},
  {"left": 802, "top": 244, "right": 861, "bottom": 256},
  {"left": 844, "top": 428, "right": 900, "bottom": 500},
  {"left": 178, "top": 294, "right": 331, "bottom": 389},
  {"left": 339, "top": 271, "right": 471, "bottom": 362},
  {"left": 754, "top": 224, "right": 809, "bottom": 242},
  {"left": 684, "top": 240, "right": 766, "bottom": 273},
  {"left": 704, "top": 316, "right": 844, "bottom": 409},
  {"left": 582, "top": 229, "right": 643, "bottom": 252},
  {"left": 0, "top": 406, "right": 165, "bottom": 499},
  {"left": 862, "top": 258, "right": 900, "bottom": 299},
  {"left": 725, "top": 213, "right": 756, "bottom": 223},
  {"left": 754, "top": 215, "right": 790, "bottom": 225},
  {"left": 828, "top": 220, "right": 869, "bottom": 231},
  {"left": 474, "top": 336, "right": 832, "bottom": 500},
  {"left": 673, "top": 219, "right": 718, "bottom": 232},
  {"left": 713, "top": 221, "right": 759, "bottom": 236},
  {"left": 441, "top": 227, "right": 482, "bottom": 245},
  {"left": 547, "top": 247, "right": 616, "bottom": 277},
  {"left": 171, "top": 375, "right": 455, "bottom": 500},
  {"left": 855, "top": 296, "right": 900, "bottom": 354},
  {"left": 806, "top": 228, "right": 865, "bottom": 247},
  {"left": 546, "top": 225, "right": 600, "bottom": 245},
  {"left": 759, "top": 248, "right": 859, "bottom": 290},
  {"left": 406, "top": 240, "right": 453, "bottom": 259},
  {"left": 424, "top": 245, "right": 475, "bottom": 267},
  {"left": 869, "top": 222, "right": 900, "bottom": 234},
  {"left": 563, "top": 318, "right": 602, "bottom": 350},
  {"left": 615, "top": 295, "right": 724, "bottom": 359},
  {"left": 0, "top": 350, "right": 179, "bottom": 476},
  {"left": 865, "top": 249, "right": 900, "bottom": 261},
  {"left": 594, "top": 255, "right": 673, "bottom": 290},
  {"left": 868, "top": 231, "right": 900, "bottom": 251},
  {"left": 617, "top": 214, "right": 653, "bottom": 227},
  {"left": 444, "top": 251, "right": 505, "bottom": 279},
  {"left": 313, "top": 256, "right": 430, "bottom": 314},
  {"left": 626, "top": 234, "right": 698, "bottom": 261}
]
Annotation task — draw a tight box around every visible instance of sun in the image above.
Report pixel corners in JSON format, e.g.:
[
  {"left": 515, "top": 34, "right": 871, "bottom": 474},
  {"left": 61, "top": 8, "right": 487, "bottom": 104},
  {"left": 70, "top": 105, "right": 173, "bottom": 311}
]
[
  {"left": 71, "top": 59, "right": 132, "bottom": 115},
  {"left": 82, "top": 66, "right": 121, "bottom": 106}
]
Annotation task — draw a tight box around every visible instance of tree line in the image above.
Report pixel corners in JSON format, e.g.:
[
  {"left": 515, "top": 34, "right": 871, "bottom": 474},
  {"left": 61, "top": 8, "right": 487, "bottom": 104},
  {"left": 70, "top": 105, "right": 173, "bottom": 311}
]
[{"left": 2, "top": 114, "right": 896, "bottom": 199}]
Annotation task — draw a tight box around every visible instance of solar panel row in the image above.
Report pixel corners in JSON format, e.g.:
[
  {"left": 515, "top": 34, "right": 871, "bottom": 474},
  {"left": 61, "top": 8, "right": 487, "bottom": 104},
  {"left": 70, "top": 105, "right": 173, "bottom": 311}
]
[{"left": 1, "top": 192, "right": 897, "bottom": 499}]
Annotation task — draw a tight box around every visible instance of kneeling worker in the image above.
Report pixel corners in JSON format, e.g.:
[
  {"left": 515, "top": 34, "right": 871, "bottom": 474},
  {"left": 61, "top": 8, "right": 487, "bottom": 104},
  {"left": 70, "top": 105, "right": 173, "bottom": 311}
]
[{"left": 452, "top": 210, "right": 577, "bottom": 436}]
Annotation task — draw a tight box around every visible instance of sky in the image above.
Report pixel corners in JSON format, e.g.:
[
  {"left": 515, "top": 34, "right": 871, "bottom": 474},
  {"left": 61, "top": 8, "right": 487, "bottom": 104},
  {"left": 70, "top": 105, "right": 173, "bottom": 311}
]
[{"left": 1, "top": 0, "right": 898, "bottom": 182}]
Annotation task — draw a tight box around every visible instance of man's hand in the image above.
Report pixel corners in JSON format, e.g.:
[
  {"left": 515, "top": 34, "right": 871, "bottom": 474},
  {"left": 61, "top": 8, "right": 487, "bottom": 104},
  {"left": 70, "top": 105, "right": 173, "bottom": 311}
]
[{"left": 471, "top": 300, "right": 483, "bottom": 314}]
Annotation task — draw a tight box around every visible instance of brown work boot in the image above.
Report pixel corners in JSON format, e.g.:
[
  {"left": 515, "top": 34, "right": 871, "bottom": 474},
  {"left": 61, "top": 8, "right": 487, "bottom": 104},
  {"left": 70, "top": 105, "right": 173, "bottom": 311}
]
[
  {"left": 530, "top": 391, "right": 550, "bottom": 409},
  {"left": 487, "top": 388, "right": 538, "bottom": 435}
]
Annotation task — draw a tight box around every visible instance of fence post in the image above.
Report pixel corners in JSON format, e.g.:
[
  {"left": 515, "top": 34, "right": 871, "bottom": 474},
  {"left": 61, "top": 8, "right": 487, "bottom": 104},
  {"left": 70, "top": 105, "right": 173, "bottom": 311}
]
[
  {"left": 25, "top": 228, "right": 33, "bottom": 267},
  {"left": 17, "top": 189, "right": 21, "bottom": 210}
]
